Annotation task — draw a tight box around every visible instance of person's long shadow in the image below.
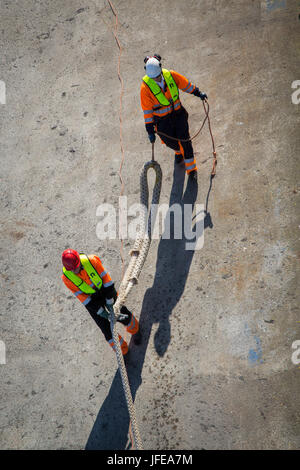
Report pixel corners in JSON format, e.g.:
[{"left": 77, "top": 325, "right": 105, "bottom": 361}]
[{"left": 85, "top": 164, "right": 208, "bottom": 450}]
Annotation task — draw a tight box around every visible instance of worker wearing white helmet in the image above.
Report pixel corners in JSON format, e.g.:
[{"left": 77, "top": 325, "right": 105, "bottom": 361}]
[{"left": 141, "top": 54, "right": 207, "bottom": 180}]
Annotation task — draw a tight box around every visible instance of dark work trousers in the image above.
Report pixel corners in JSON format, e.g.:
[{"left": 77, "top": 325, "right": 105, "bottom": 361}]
[
  {"left": 85, "top": 289, "right": 132, "bottom": 342},
  {"left": 155, "top": 106, "right": 194, "bottom": 159}
]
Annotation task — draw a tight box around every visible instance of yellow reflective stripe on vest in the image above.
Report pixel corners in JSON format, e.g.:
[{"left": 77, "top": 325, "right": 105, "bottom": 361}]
[
  {"left": 162, "top": 69, "right": 179, "bottom": 102},
  {"left": 63, "top": 254, "right": 103, "bottom": 294},
  {"left": 79, "top": 254, "right": 103, "bottom": 290},
  {"left": 63, "top": 267, "right": 96, "bottom": 294},
  {"left": 142, "top": 68, "right": 179, "bottom": 106},
  {"left": 143, "top": 75, "right": 170, "bottom": 105}
]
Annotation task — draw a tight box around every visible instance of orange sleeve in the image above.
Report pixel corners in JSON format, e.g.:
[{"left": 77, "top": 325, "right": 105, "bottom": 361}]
[
  {"left": 88, "top": 255, "right": 113, "bottom": 288},
  {"left": 140, "top": 82, "right": 155, "bottom": 125},
  {"left": 170, "top": 70, "right": 196, "bottom": 94},
  {"left": 61, "top": 274, "right": 91, "bottom": 305}
]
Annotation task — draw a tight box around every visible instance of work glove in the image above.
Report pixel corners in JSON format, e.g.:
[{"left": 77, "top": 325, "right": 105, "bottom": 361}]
[
  {"left": 96, "top": 306, "right": 110, "bottom": 320},
  {"left": 117, "top": 313, "right": 129, "bottom": 322},
  {"left": 105, "top": 303, "right": 127, "bottom": 322},
  {"left": 199, "top": 91, "right": 207, "bottom": 101},
  {"left": 148, "top": 133, "right": 156, "bottom": 144},
  {"left": 193, "top": 88, "right": 208, "bottom": 100},
  {"left": 105, "top": 297, "right": 115, "bottom": 308}
]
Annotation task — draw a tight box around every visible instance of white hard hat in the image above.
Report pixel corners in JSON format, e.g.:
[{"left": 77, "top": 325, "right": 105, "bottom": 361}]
[{"left": 145, "top": 57, "right": 161, "bottom": 78}]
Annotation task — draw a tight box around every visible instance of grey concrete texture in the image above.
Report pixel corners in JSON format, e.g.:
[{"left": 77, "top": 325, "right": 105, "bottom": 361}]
[{"left": 0, "top": 0, "right": 299, "bottom": 450}]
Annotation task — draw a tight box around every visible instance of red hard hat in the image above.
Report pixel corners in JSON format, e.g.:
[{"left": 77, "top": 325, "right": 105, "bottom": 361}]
[{"left": 62, "top": 249, "right": 80, "bottom": 271}]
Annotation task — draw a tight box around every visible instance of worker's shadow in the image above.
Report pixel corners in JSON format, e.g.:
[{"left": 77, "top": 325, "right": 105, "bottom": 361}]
[{"left": 85, "top": 164, "right": 211, "bottom": 450}]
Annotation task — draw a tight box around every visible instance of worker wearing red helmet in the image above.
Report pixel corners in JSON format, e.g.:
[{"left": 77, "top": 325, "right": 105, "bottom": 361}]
[
  {"left": 141, "top": 54, "right": 207, "bottom": 180},
  {"left": 61, "top": 249, "right": 140, "bottom": 356}
]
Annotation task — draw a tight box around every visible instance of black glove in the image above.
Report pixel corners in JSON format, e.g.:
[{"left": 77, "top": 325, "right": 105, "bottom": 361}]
[
  {"left": 192, "top": 88, "right": 208, "bottom": 100},
  {"left": 148, "top": 133, "right": 156, "bottom": 143}
]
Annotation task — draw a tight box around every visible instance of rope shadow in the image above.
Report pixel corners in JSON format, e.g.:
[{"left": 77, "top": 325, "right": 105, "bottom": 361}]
[
  {"left": 192, "top": 174, "right": 215, "bottom": 230},
  {"left": 85, "top": 164, "right": 212, "bottom": 449}
]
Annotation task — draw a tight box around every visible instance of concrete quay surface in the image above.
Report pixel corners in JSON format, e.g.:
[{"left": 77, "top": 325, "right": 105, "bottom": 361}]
[{"left": 0, "top": 0, "right": 299, "bottom": 449}]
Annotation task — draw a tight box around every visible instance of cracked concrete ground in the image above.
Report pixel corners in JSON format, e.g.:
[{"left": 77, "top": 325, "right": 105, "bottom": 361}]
[{"left": 0, "top": 0, "right": 299, "bottom": 450}]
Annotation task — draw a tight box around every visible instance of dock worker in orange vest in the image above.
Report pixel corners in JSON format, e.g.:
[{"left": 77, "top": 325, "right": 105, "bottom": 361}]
[
  {"left": 61, "top": 249, "right": 140, "bottom": 356},
  {"left": 141, "top": 54, "right": 207, "bottom": 180}
]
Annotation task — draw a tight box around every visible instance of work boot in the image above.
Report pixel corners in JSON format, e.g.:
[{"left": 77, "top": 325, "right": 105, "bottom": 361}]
[
  {"left": 174, "top": 153, "right": 184, "bottom": 164},
  {"left": 125, "top": 313, "right": 139, "bottom": 335},
  {"left": 188, "top": 170, "right": 198, "bottom": 180},
  {"left": 109, "top": 335, "right": 129, "bottom": 356}
]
